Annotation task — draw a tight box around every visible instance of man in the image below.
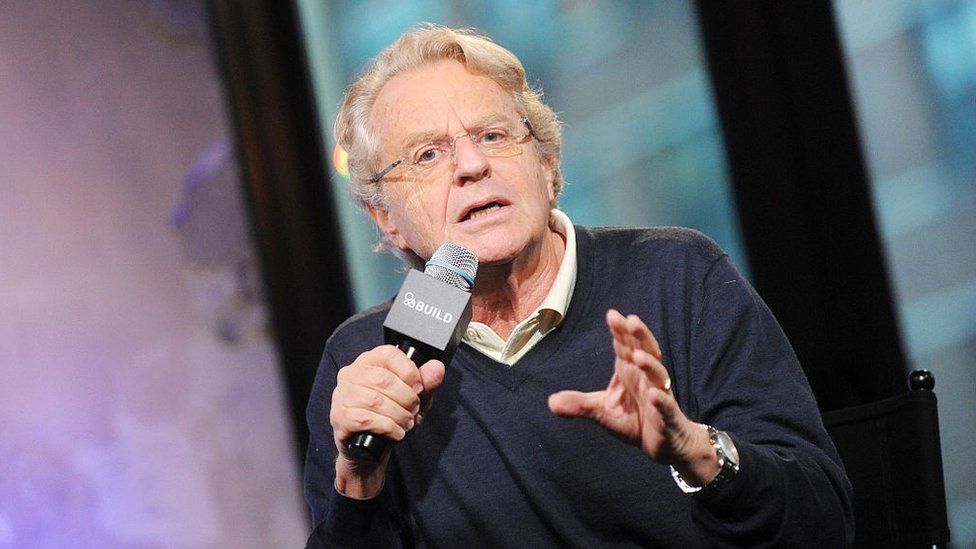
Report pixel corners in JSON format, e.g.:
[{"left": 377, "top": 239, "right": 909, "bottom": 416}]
[{"left": 305, "top": 25, "right": 853, "bottom": 548}]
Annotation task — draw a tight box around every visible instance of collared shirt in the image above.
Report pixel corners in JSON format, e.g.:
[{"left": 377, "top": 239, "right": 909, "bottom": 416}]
[{"left": 462, "top": 209, "right": 577, "bottom": 365}]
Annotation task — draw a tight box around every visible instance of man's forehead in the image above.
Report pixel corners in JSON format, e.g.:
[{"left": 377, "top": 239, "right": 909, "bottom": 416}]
[{"left": 370, "top": 61, "right": 519, "bottom": 140}]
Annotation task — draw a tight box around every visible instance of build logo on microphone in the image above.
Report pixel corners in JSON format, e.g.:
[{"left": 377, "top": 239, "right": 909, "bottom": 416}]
[{"left": 403, "top": 292, "right": 454, "bottom": 323}]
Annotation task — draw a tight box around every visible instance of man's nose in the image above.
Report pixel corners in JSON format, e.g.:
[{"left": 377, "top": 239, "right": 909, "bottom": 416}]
[{"left": 452, "top": 135, "right": 491, "bottom": 184}]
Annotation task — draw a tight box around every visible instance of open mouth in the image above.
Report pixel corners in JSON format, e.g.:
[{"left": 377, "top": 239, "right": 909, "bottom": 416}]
[{"left": 461, "top": 201, "right": 504, "bottom": 222}]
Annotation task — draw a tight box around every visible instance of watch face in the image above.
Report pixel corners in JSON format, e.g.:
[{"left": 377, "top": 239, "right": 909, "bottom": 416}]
[{"left": 716, "top": 432, "right": 739, "bottom": 465}]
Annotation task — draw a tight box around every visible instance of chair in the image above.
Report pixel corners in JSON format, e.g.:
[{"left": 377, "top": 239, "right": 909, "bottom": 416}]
[{"left": 822, "top": 369, "right": 951, "bottom": 548}]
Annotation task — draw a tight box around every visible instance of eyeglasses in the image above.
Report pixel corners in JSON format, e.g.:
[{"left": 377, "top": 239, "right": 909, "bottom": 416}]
[{"left": 370, "top": 117, "right": 538, "bottom": 183}]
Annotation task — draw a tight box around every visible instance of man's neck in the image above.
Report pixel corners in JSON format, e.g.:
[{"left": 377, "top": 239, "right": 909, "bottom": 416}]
[{"left": 470, "top": 228, "right": 566, "bottom": 340}]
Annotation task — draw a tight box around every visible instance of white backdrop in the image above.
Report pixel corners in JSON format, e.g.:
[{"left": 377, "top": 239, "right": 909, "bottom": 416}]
[{"left": 0, "top": 2, "right": 307, "bottom": 547}]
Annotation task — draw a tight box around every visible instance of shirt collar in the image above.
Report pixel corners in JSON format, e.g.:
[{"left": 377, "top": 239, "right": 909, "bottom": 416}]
[
  {"left": 535, "top": 208, "right": 577, "bottom": 327},
  {"left": 461, "top": 209, "right": 578, "bottom": 363}
]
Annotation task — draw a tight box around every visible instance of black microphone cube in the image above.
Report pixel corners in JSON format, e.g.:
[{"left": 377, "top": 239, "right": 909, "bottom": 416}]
[{"left": 383, "top": 269, "right": 473, "bottom": 365}]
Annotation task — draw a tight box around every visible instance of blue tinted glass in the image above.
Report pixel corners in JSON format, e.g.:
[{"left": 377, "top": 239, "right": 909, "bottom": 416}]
[{"left": 835, "top": 0, "right": 976, "bottom": 542}]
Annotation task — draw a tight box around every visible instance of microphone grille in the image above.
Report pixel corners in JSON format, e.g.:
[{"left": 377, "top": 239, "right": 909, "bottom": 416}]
[{"left": 424, "top": 243, "right": 478, "bottom": 292}]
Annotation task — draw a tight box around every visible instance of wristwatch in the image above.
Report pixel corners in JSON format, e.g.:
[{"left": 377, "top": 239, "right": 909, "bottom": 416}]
[{"left": 671, "top": 424, "right": 740, "bottom": 494}]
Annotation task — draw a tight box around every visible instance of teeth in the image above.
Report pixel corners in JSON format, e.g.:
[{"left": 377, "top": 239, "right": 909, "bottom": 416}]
[{"left": 468, "top": 204, "right": 500, "bottom": 220}]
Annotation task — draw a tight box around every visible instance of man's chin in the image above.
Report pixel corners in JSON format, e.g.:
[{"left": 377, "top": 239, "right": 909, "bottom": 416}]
[{"left": 461, "top": 244, "right": 521, "bottom": 269}]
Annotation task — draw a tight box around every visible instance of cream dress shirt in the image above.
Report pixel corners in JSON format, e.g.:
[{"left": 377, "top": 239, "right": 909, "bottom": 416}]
[{"left": 462, "top": 209, "right": 577, "bottom": 365}]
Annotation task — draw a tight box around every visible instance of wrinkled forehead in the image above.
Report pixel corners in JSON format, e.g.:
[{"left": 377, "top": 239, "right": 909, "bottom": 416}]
[{"left": 369, "top": 60, "right": 521, "bottom": 151}]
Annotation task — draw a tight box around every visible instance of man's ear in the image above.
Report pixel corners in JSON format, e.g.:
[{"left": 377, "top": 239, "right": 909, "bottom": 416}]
[
  {"left": 543, "top": 156, "right": 557, "bottom": 203},
  {"left": 366, "top": 203, "right": 408, "bottom": 250}
]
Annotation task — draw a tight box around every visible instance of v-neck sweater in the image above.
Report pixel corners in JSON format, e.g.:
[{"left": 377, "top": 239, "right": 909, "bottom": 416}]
[{"left": 304, "top": 226, "right": 854, "bottom": 548}]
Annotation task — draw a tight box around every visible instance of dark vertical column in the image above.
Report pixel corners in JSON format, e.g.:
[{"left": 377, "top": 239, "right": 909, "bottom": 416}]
[
  {"left": 208, "top": 0, "right": 353, "bottom": 461},
  {"left": 695, "top": 1, "right": 906, "bottom": 410}
]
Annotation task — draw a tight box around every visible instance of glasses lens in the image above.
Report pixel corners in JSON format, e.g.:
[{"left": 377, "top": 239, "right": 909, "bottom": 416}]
[
  {"left": 405, "top": 140, "right": 451, "bottom": 180},
  {"left": 392, "top": 119, "right": 531, "bottom": 181}
]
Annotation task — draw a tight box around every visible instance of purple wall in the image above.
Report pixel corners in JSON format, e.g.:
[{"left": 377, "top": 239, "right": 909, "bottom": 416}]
[{"left": 0, "top": 2, "right": 307, "bottom": 547}]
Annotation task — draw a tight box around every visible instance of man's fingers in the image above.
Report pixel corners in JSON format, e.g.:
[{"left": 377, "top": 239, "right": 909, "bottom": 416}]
[
  {"left": 612, "top": 337, "right": 633, "bottom": 363},
  {"left": 365, "top": 345, "right": 424, "bottom": 392},
  {"left": 333, "top": 402, "right": 410, "bottom": 442},
  {"left": 608, "top": 310, "right": 638, "bottom": 366},
  {"left": 625, "top": 314, "right": 661, "bottom": 359},
  {"left": 331, "top": 345, "right": 433, "bottom": 455},
  {"left": 334, "top": 383, "right": 417, "bottom": 426},
  {"left": 338, "top": 364, "right": 421, "bottom": 412},
  {"left": 606, "top": 308, "right": 625, "bottom": 326},
  {"left": 607, "top": 310, "right": 662, "bottom": 361},
  {"left": 631, "top": 349, "right": 671, "bottom": 392},
  {"left": 606, "top": 309, "right": 628, "bottom": 343},
  {"left": 548, "top": 390, "right": 604, "bottom": 419},
  {"left": 418, "top": 359, "right": 446, "bottom": 394},
  {"left": 610, "top": 328, "right": 670, "bottom": 394}
]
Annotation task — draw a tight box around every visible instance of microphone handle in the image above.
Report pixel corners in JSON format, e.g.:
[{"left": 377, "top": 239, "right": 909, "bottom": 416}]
[{"left": 344, "top": 339, "right": 417, "bottom": 462}]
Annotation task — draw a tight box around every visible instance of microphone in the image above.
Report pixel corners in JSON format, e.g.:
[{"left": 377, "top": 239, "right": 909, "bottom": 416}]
[{"left": 345, "top": 243, "right": 478, "bottom": 462}]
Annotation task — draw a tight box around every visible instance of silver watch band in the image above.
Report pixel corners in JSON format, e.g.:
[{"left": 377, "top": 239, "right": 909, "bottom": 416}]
[{"left": 670, "top": 424, "right": 740, "bottom": 494}]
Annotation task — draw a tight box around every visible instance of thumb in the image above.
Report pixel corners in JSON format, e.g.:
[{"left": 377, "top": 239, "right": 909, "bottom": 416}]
[
  {"left": 548, "top": 390, "right": 604, "bottom": 419},
  {"left": 418, "top": 359, "right": 446, "bottom": 394}
]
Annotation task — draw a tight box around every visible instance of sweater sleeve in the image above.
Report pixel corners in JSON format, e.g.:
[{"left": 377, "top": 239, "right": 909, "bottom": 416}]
[
  {"left": 303, "top": 344, "right": 403, "bottom": 548},
  {"left": 686, "top": 255, "right": 855, "bottom": 548}
]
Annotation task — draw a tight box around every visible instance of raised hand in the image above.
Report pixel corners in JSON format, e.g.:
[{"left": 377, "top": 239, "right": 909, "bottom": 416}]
[{"left": 548, "top": 309, "right": 717, "bottom": 485}]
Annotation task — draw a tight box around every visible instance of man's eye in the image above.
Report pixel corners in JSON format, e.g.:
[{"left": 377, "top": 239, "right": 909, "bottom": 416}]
[
  {"left": 481, "top": 129, "right": 508, "bottom": 144},
  {"left": 415, "top": 147, "right": 441, "bottom": 163}
]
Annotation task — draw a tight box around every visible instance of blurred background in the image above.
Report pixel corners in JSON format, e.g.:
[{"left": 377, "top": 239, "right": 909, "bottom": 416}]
[{"left": 1, "top": 0, "right": 973, "bottom": 547}]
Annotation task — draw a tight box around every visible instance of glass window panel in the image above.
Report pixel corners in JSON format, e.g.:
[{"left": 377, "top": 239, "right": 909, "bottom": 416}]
[{"left": 834, "top": 0, "right": 976, "bottom": 543}]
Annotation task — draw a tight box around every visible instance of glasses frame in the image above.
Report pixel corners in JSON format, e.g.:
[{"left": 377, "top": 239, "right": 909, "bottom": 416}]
[{"left": 369, "top": 117, "right": 540, "bottom": 184}]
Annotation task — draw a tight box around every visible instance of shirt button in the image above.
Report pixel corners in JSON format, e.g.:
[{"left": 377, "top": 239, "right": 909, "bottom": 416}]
[{"left": 466, "top": 328, "right": 478, "bottom": 340}]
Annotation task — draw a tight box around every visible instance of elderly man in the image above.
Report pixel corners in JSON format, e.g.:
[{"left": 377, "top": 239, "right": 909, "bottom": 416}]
[{"left": 304, "top": 25, "right": 853, "bottom": 548}]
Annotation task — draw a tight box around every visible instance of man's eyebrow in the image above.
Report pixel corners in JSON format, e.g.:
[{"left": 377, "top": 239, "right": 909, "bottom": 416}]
[
  {"left": 401, "top": 130, "right": 440, "bottom": 150},
  {"left": 398, "top": 113, "right": 513, "bottom": 150},
  {"left": 468, "top": 112, "right": 509, "bottom": 129}
]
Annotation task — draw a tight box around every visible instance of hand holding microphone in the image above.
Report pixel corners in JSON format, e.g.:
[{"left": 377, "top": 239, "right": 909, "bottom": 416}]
[{"left": 330, "top": 244, "right": 478, "bottom": 482}]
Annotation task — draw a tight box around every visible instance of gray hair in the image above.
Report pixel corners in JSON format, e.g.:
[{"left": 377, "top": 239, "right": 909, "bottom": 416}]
[{"left": 334, "top": 24, "right": 564, "bottom": 259}]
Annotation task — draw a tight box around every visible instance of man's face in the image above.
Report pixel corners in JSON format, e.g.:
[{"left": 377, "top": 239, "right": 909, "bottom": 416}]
[{"left": 367, "top": 59, "right": 555, "bottom": 266}]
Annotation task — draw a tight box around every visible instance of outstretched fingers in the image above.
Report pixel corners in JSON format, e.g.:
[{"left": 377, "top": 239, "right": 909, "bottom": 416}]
[
  {"left": 624, "top": 313, "right": 661, "bottom": 359},
  {"left": 631, "top": 348, "right": 671, "bottom": 394},
  {"left": 548, "top": 390, "right": 605, "bottom": 420},
  {"left": 607, "top": 309, "right": 670, "bottom": 392},
  {"left": 607, "top": 310, "right": 661, "bottom": 359}
]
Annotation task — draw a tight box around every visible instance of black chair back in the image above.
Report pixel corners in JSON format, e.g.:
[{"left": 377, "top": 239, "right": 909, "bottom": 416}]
[{"left": 822, "top": 369, "right": 950, "bottom": 548}]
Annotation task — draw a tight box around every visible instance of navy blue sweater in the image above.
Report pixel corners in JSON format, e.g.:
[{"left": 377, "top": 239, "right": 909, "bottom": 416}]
[{"left": 305, "top": 226, "right": 854, "bottom": 548}]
